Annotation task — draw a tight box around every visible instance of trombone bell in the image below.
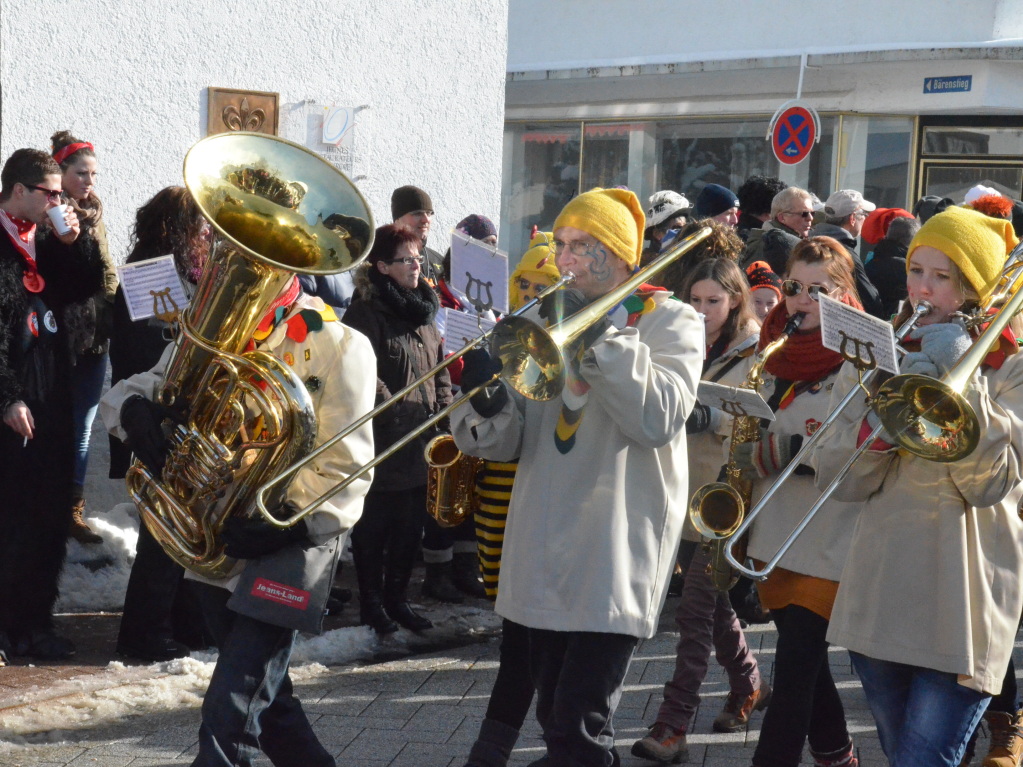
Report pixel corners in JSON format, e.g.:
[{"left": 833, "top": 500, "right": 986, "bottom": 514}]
[{"left": 872, "top": 374, "right": 979, "bottom": 462}]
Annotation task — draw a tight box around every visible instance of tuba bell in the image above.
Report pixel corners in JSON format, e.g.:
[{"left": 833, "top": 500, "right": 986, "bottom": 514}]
[{"left": 125, "top": 132, "right": 374, "bottom": 579}]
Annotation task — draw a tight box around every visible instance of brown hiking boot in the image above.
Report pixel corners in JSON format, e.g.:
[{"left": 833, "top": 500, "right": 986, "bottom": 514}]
[
  {"left": 69, "top": 499, "right": 102, "bottom": 544},
  {"left": 631, "top": 722, "right": 687, "bottom": 764},
  {"left": 983, "top": 710, "right": 1023, "bottom": 767},
  {"left": 713, "top": 681, "right": 772, "bottom": 732}
]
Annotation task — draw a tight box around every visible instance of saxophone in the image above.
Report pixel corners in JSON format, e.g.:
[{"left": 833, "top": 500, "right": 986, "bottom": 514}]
[
  {"left": 424, "top": 435, "right": 485, "bottom": 527},
  {"left": 688, "top": 311, "right": 805, "bottom": 591}
]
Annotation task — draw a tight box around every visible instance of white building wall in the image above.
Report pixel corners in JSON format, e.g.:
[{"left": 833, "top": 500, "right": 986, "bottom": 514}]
[
  {"left": 508, "top": 0, "right": 1023, "bottom": 71},
  {"left": 1, "top": 0, "right": 509, "bottom": 261}
]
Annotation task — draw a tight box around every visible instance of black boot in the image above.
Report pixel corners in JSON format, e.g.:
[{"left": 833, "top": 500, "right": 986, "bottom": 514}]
[
  {"left": 384, "top": 570, "right": 433, "bottom": 632},
  {"left": 452, "top": 552, "right": 487, "bottom": 598},
  {"left": 353, "top": 540, "right": 398, "bottom": 635},
  {"left": 422, "top": 561, "right": 465, "bottom": 603},
  {"left": 465, "top": 718, "right": 520, "bottom": 767}
]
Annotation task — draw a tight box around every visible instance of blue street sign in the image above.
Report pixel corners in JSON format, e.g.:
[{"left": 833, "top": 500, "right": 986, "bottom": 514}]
[{"left": 923, "top": 76, "right": 973, "bottom": 94}]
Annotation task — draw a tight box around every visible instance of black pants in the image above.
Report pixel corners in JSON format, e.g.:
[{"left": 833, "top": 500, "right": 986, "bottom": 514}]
[
  {"left": 990, "top": 657, "right": 1020, "bottom": 713},
  {"left": 192, "top": 583, "right": 333, "bottom": 767},
  {"left": 485, "top": 619, "right": 536, "bottom": 729},
  {"left": 120, "top": 521, "right": 208, "bottom": 648},
  {"left": 528, "top": 627, "right": 638, "bottom": 767},
  {"left": 753, "top": 605, "right": 850, "bottom": 767},
  {"left": 350, "top": 486, "right": 426, "bottom": 598}
]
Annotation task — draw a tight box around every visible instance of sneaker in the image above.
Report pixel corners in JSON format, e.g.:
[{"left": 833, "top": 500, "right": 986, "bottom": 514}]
[
  {"left": 983, "top": 710, "right": 1023, "bottom": 767},
  {"left": 811, "top": 738, "right": 859, "bottom": 767},
  {"left": 68, "top": 499, "right": 102, "bottom": 544},
  {"left": 631, "top": 722, "right": 687, "bottom": 764},
  {"left": 713, "top": 681, "right": 772, "bottom": 733}
]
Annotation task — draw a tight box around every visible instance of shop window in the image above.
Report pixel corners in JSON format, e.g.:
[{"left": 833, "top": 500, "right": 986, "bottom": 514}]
[
  {"left": 837, "top": 116, "right": 913, "bottom": 208},
  {"left": 922, "top": 127, "right": 1023, "bottom": 156},
  {"left": 655, "top": 117, "right": 837, "bottom": 208},
  {"left": 501, "top": 123, "right": 581, "bottom": 261}
]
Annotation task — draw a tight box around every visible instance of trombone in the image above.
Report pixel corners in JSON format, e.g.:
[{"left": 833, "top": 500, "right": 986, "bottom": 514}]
[
  {"left": 253, "top": 226, "right": 713, "bottom": 527},
  {"left": 723, "top": 300, "right": 933, "bottom": 580},
  {"left": 873, "top": 240, "right": 1023, "bottom": 462}
]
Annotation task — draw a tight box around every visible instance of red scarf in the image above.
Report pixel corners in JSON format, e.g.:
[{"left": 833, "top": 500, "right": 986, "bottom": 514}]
[
  {"left": 0, "top": 210, "right": 44, "bottom": 292},
  {"left": 758, "top": 293, "right": 863, "bottom": 382}
]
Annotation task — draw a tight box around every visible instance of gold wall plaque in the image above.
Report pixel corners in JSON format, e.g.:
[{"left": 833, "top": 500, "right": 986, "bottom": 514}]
[{"left": 206, "top": 88, "right": 279, "bottom": 136}]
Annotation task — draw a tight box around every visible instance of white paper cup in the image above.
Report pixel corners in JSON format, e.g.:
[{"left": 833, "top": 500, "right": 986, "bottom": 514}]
[{"left": 47, "top": 204, "right": 71, "bottom": 235}]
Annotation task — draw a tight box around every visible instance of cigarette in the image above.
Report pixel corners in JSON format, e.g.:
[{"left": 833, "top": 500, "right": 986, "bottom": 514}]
[{"left": 22, "top": 436, "right": 27, "bottom": 447}]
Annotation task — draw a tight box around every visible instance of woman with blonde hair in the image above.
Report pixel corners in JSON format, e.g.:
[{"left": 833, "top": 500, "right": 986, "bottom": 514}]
[{"left": 815, "top": 206, "right": 1023, "bottom": 766}]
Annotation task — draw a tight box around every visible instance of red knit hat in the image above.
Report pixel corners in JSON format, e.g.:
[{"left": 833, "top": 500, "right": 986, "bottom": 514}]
[
  {"left": 861, "top": 208, "right": 914, "bottom": 246},
  {"left": 745, "top": 260, "right": 783, "bottom": 300}
]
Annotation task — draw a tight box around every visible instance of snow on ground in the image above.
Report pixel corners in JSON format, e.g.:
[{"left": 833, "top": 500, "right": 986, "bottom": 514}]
[{"left": 10, "top": 500, "right": 500, "bottom": 743}]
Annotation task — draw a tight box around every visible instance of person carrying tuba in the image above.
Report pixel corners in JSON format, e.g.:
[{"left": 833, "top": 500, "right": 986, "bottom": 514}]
[{"left": 102, "top": 275, "right": 376, "bottom": 767}]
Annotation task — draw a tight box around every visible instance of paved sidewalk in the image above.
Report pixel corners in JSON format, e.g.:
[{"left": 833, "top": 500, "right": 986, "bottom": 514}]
[
  {"left": 3, "top": 595, "right": 1019, "bottom": 766},
  {"left": 0, "top": 603, "right": 887, "bottom": 767}
]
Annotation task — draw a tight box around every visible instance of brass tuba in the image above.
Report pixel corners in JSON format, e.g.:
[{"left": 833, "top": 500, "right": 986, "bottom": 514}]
[
  {"left": 688, "top": 311, "right": 804, "bottom": 590},
  {"left": 425, "top": 435, "right": 485, "bottom": 526},
  {"left": 125, "top": 132, "right": 374, "bottom": 579}
]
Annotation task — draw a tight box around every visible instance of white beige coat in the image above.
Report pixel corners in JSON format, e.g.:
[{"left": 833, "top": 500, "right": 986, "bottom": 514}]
[
  {"left": 814, "top": 357, "right": 1023, "bottom": 694},
  {"left": 746, "top": 366, "right": 862, "bottom": 582},
  {"left": 452, "top": 296, "right": 703, "bottom": 639},
  {"left": 101, "top": 295, "right": 377, "bottom": 573}
]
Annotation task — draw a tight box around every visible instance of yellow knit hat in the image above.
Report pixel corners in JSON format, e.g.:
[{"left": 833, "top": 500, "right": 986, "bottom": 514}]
[
  {"left": 907, "top": 206, "right": 1018, "bottom": 300},
  {"left": 553, "top": 188, "right": 646, "bottom": 268},
  {"left": 509, "top": 232, "right": 561, "bottom": 310}
]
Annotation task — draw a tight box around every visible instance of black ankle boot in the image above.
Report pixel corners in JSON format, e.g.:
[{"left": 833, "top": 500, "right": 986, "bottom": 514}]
[
  {"left": 452, "top": 552, "right": 487, "bottom": 598},
  {"left": 384, "top": 570, "right": 433, "bottom": 631},
  {"left": 360, "top": 598, "right": 398, "bottom": 634},
  {"left": 423, "top": 561, "right": 465, "bottom": 603}
]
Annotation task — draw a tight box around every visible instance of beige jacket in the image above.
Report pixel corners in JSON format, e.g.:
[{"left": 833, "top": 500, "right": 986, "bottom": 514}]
[
  {"left": 814, "top": 357, "right": 1023, "bottom": 693},
  {"left": 746, "top": 366, "right": 862, "bottom": 582},
  {"left": 452, "top": 295, "right": 703, "bottom": 638},
  {"left": 683, "top": 327, "right": 759, "bottom": 542}
]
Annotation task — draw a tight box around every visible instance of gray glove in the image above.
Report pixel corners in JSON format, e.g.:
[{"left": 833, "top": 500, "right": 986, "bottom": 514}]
[
  {"left": 899, "top": 351, "right": 939, "bottom": 379},
  {"left": 914, "top": 322, "right": 972, "bottom": 376}
]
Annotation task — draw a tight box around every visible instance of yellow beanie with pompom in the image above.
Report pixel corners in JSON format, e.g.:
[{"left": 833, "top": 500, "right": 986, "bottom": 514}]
[
  {"left": 553, "top": 188, "right": 646, "bottom": 268},
  {"left": 907, "top": 206, "right": 1018, "bottom": 301}
]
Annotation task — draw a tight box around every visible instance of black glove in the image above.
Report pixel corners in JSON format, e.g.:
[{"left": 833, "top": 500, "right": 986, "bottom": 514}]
[
  {"left": 540, "top": 288, "right": 610, "bottom": 357},
  {"left": 685, "top": 403, "right": 714, "bottom": 434},
  {"left": 120, "top": 395, "right": 179, "bottom": 475},
  {"left": 221, "top": 513, "right": 308, "bottom": 560},
  {"left": 460, "top": 347, "right": 508, "bottom": 417}
]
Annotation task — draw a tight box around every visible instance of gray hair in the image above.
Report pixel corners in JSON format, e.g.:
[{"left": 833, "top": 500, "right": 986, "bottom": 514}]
[
  {"left": 770, "top": 187, "right": 813, "bottom": 219},
  {"left": 885, "top": 216, "right": 920, "bottom": 247}
]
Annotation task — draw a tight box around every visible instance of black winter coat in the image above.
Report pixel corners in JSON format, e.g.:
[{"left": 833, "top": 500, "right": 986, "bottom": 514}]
[
  {"left": 342, "top": 268, "right": 451, "bottom": 491},
  {"left": 864, "top": 239, "right": 909, "bottom": 320}
]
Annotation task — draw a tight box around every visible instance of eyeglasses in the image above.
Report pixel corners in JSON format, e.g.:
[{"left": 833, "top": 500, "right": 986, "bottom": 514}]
[
  {"left": 784, "top": 210, "right": 814, "bottom": 220},
  {"left": 781, "top": 279, "right": 832, "bottom": 301},
  {"left": 388, "top": 255, "right": 424, "bottom": 266},
  {"left": 553, "top": 238, "right": 598, "bottom": 257},
  {"left": 27, "top": 185, "right": 63, "bottom": 202},
  {"left": 853, "top": 209, "right": 869, "bottom": 219}
]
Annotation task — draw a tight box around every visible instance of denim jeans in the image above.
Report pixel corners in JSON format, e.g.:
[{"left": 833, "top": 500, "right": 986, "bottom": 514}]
[
  {"left": 656, "top": 541, "right": 759, "bottom": 732},
  {"left": 192, "top": 583, "right": 334, "bottom": 767},
  {"left": 850, "top": 652, "right": 990, "bottom": 767},
  {"left": 71, "top": 352, "right": 108, "bottom": 494},
  {"left": 528, "top": 627, "right": 638, "bottom": 767}
]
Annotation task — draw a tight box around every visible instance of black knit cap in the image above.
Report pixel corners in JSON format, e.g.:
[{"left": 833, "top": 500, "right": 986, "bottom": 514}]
[{"left": 391, "top": 185, "right": 434, "bottom": 220}]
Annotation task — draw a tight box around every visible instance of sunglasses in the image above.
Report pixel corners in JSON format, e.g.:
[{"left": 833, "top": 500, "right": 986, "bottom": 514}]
[
  {"left": 27, "top": 185, "right": 63, "bottom": 202},
  {"left": 784, "top": 210, "right": 814, "bottom": 220},
  {"left": 781, "top": 279, "right": 832, "bottom": 301}
]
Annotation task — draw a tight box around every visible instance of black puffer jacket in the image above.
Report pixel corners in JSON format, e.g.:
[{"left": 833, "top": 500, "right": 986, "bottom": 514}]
[
  {"left": 864, "top": 239, "right": 908, "bottom": 320},
  {"left": 342, "top": 265, "right": 451, "bottom": 490}
]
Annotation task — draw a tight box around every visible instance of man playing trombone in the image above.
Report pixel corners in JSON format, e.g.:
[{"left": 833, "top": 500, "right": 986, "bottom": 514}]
[{"left": 452, "top": 188, "right": 703, "bottom": 767}]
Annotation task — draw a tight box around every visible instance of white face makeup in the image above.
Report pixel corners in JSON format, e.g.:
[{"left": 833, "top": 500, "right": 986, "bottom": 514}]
[{"left": 552, "top": 225, "right": 630, "bottom": 301}]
